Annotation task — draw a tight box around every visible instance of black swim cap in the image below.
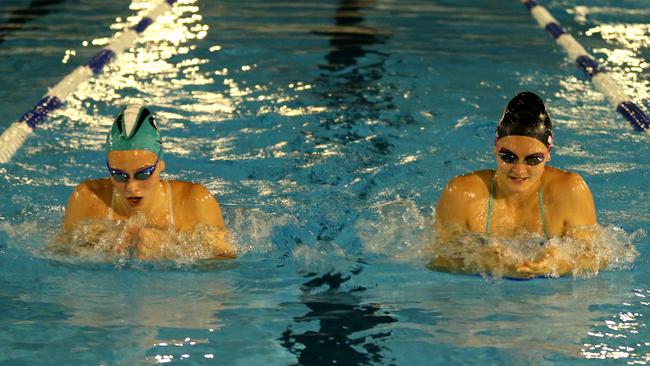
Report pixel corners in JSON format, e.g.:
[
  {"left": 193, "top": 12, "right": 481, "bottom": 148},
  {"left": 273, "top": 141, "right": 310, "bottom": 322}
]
[{"left": 496, "top": 92, "right": 553, "bottom": 147}]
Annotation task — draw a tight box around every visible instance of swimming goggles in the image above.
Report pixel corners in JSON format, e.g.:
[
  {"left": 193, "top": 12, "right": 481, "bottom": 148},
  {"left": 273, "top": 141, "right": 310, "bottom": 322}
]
[
  {"left": 106, "top": 151, "right": 161, "bottom": 182},
  {"left": 497, "top": 148, "right": 546, "bottom": 166}
]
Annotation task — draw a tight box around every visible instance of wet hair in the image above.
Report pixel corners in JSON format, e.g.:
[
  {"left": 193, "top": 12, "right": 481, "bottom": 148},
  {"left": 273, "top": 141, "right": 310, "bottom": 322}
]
[{"left": 496, "top": 92, "right": 553, "bottom": 147}]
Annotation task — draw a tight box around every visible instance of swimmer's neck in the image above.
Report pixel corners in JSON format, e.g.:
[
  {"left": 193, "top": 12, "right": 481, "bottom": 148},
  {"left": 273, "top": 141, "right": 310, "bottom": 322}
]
[
  {"left": 112, "top": 181, "right": 169, "bottom": 220},
  {"left": 492, "top": 176, "right": 542, "bottom": 208}
]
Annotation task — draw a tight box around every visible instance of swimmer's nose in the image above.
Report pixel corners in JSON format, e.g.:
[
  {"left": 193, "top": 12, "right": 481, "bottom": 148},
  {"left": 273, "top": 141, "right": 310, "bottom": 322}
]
[
  {"left": 512, "top": 161, "right": 528, "bottom": 173},
  {"left": 124, "top": 179, "right": 141, "bottom": 195}
]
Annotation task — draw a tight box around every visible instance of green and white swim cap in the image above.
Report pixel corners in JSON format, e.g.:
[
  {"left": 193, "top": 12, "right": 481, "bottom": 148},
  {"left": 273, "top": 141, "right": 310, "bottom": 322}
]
[{"left": 106, "top": 105, "right": 162, "bottom": 156}]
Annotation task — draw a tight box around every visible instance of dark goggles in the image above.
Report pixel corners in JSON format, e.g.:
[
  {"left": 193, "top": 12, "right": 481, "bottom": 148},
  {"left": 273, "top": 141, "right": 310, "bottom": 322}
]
[
  {"left": 497, "top": 148, "right": 546, "bottom": 166},
  {"left": 107, "top": 152, "right": 160, "bottom": 182}
]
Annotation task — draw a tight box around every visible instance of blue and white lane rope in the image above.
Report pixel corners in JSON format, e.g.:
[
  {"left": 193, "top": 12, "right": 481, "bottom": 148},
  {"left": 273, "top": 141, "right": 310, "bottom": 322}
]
[
  {"left": 521, "top": 0, "right": 650, "bottom": 132},
  {"left": 0, "top": 0, "right": 178, "bottom": 163}
]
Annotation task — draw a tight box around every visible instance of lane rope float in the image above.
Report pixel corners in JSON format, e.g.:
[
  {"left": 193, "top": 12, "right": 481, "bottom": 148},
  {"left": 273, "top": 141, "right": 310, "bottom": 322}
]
[
  {"left": 521, "top": 0, "right": 650, "bottom": 132},
  {"left": 0, "top": 0, "right": 178, "bottom": 163}
]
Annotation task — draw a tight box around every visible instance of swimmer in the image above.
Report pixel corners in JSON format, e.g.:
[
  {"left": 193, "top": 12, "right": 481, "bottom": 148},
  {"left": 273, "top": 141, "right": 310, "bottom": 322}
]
[
  {"left": 61, "top": 105, "right": 234, "bottom": 260},
  {"left": 430, "top": 92, "right": 602, "bottom": 278}
]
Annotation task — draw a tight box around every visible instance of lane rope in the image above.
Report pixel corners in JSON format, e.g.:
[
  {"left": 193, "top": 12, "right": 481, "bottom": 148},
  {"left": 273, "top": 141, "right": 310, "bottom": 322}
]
[
  {"left": 521, "top": 0, "right": 650, "bottom": 132},
  {"left": 0, "top": 0, "right": 178, "bottom": 164}
]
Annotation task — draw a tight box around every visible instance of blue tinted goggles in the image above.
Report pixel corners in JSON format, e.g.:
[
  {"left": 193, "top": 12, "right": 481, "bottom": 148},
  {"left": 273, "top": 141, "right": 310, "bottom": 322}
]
[{"left": 107, "top": 151, "right": 161, "bottom": 182}]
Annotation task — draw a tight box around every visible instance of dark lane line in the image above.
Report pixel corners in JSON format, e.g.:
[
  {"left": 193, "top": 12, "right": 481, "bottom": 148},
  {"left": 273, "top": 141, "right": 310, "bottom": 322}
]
[
  {"left": 280, "top": 1, "right": 398, "bottom": 364},
  {"left": 280, "top": 271, "right": 397, "bottom": 366},
  {"left": 0, "top": 0, "right": 67, "bottom": 44}
]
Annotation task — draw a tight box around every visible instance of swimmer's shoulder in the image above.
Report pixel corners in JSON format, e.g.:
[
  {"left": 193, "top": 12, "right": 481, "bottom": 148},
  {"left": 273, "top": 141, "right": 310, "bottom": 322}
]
[
  {"left": 542, "top": 167, "right": 591, "bottom": 197},
  {"left": 64, "top": 179, "right": 112, "bottom": 229},
  {"left": 542, "top": 167, "right": 596, "bottom": 224},
  {"left": 436, "top": 170, "right": 491, "bottom": 230},
  {"left": 444, "top": 170, "right": 492, "bottom": 199},
  {"left": 438, "top": 170, "right": 492, "bottom": 217},
  {"left": 166, "top": 180, "right": 224, "bottom": 228},
  {"left": 70, "top": 179, "right": 112, "bottom": 205},
  {"left": 167, "top": 180, "right": 217, "bottom": 201}
]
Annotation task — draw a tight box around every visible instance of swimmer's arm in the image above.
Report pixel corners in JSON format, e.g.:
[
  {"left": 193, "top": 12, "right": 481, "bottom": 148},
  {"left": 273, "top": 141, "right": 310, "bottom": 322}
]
[
  {"left": 433, "top": 177, "right": 471, "bottom": 242},
  {"left": 561, "top": 173, "right": 605, "bottom": 273},
  {"left": 428, "top": 177, "right": 529, "bottom": 277},
  {"left": 185, "top": 184, "right": 235, "bottom": 259},
  {"left": 517, "top": 174, "right": 603, "bottom": 277},
  {"left": 428, "top": 234, "right": 533, "bottom": 278},
  {"left": 136, "top": 185, "right": 234, "bottom": 260},
  {"left": 428, "top": 177, "right": 469, "bottom": 271},
  {"left": 55, "top": 182, "right": 119, "bottom": 254},
  {"left": 562, "top": 173, "right": 597, "bottom": 229}
]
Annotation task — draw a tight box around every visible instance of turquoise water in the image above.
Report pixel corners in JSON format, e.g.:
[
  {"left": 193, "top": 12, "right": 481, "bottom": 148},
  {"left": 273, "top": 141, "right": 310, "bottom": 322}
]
[{"left": 1, "top": 0, "right": 649, "bottom": 364}]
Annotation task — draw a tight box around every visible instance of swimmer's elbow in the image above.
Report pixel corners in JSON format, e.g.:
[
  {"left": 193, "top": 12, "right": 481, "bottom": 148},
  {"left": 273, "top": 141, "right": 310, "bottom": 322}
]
[
  {"left": 212, "top": 251, "right": 236, "bottom": 260},
  {"left": 427, "top": 257, "right": 448, "bottom": 271},
  {"left": 212, "top": 245, "right": 236, "bottom": 259},
  {"left": 211, "top": 235, "right": 236, "bottom": 260}
]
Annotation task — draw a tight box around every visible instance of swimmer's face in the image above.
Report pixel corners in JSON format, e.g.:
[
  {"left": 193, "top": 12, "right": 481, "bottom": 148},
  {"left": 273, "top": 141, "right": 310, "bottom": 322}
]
[
  {"left": 493, "top": 135, "right": 549, "bottom": 193},
  {"left": 107, "top": 150, "right": 166, "bottom": 210}
]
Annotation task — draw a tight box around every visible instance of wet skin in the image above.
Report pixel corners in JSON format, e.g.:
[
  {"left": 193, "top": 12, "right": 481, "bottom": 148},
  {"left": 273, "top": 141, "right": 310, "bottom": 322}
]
[
  {"left": 107, "top": 150, "right": 166, "bottom": 215},
  {"left": 492, "top": 136, "right": 549, "bottom": 197},
  {"left": 63, "top": 150, "right": 234, "bottom": 259},
  {"left": 431, "top": 136, "right": 600, "bottom": 278}
]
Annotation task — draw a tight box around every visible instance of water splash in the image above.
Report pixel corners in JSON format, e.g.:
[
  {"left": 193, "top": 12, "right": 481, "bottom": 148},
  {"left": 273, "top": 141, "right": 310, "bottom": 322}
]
[
  {"left": 41, "top": 206, "right": 303, "bottom": 265},
  {"left": 226, "top": 207, "right": 297, "bottom": 255},
  {"left": 48, "top": 212, "right": 232, "bottom": 265},
  {"left": 292, "top": 241, "right": 350, "bottom": 273},
  {"left": 356, "top": 199, "right": 640, "bottom": 278},
  {"left": 356, "top": 199, "right": 433, "bottom": 264},
  {"left": 430, "top": 226, "right": 639, "bottom": 279}
]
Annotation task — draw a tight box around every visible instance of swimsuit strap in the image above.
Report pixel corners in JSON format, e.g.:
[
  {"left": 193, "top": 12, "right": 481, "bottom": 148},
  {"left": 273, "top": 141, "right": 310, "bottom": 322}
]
[
  {"left": 485, "top": 172, "right": 495, "bottom": 235},
  {"left": 166, "top": 181, "right": 175, "bottom": 228},
  {"left": 486, "top": 173, "right": 548, "bottom": 238}
]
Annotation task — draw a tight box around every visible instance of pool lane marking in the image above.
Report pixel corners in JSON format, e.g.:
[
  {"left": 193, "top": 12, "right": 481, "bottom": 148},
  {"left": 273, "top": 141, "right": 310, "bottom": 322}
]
[
  {"left": 521, "top": 0, "right": 650, "bottom": 132},
  {"left": 0, "top": 0, "right": 178, "bottom": 164}
]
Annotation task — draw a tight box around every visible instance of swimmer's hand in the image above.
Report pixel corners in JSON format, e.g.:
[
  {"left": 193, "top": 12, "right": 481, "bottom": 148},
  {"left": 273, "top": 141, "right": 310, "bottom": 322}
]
[
  {"left": 479, "top": 241, "right": 513, "bottom": 262},
  {"left": 122, "top": 225, "right": 236, "bottom": 261},
  {"left": 118, "top": 225, "right": 169, "bottom": 260},
  {"left": 477, "top": 241, "right": 529, "bottom": 278},
  {"left": 115, "top": 225, "right": 140, "bottom": 256},
  {"left": 515, "top": 244, "right": 572, "bottom": 278},
  {"left": 134, "top": 227, "right": 169, "bottom": 260},
  {"left": 429, "top": 239, "right": 521, "bottom": 276},
  {"left": 204, "top": 228, "right": 236, "bottom": 259}
]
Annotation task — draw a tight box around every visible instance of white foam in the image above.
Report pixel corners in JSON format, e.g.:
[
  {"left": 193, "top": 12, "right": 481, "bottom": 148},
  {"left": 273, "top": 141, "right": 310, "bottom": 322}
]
[
  {"left": 356, "top": 199, "right": 433, "bottom": 264},
  {"left": 226, "top": 208, "right": 297, "bottom": 255},
  {"left": 357, "top": 199, "right": 639, "bottom": 278},
  {"left": 48, "top": 212, "right": 233, "bottom": 264},
  {"left": 292, "top": 241, "right": 348, "bottom": 273}
]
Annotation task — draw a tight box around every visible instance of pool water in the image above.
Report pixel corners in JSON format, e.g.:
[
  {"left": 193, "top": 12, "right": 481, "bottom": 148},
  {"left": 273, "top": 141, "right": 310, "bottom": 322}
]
[{"left": 1, "top": 0, "right": 649, "bottom": 364}]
